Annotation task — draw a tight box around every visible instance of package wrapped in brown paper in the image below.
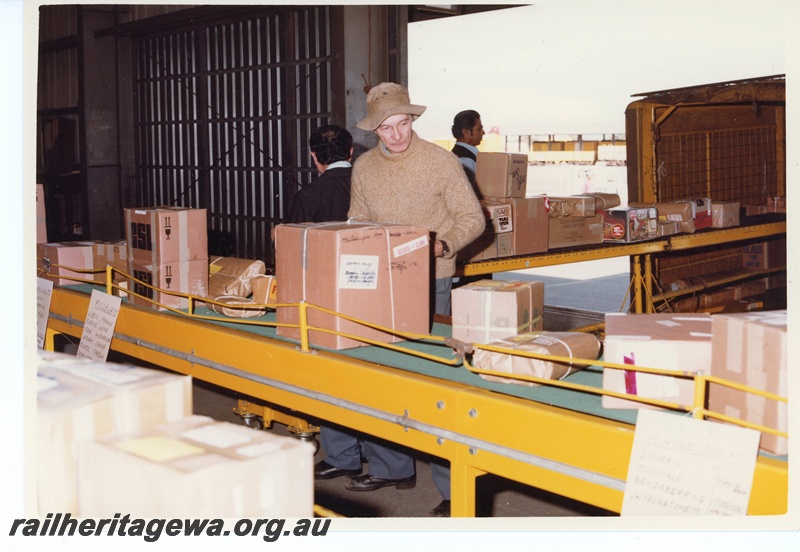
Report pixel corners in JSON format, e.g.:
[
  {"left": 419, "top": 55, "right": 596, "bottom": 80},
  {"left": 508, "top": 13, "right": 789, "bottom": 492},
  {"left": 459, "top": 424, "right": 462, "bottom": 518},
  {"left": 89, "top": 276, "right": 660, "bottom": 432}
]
[
  {"left": 208, "top": 256, "right": 266, "bottom": 297},
  {"left": 472, "top": 331, "right": 601, "bottom": 387},
  {"left": 207, "top": 295, "right": 267, "bottom": 318},
  {"left": 585, "top": 192, "right": 621, "bottom": 211}
]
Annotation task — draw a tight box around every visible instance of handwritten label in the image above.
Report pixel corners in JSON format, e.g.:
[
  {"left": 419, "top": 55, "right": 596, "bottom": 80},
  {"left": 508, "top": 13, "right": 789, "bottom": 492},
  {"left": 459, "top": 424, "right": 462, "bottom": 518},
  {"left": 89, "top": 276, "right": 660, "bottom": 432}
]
[
  {"left": 338, "top": 254, "right": 379, "bottom": 290},
  {"left": 622, "top": 409, "right": 760, "bottom": 516},
  {"left": 393, "top": 235, "right": 428, "bottom": 258},
  {"left": 76, "top": 290, "right": 122, "bottom": 362},
  {"left": 36, "top": 278, "right": 54, "bottom": 349}
]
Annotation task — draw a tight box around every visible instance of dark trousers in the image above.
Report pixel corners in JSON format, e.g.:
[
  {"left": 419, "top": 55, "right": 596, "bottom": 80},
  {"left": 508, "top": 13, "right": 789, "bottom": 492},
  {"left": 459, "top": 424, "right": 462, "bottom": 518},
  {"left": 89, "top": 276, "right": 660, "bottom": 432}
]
[{"left": 320, "top": 277, "right": 453, "bottom": 492}]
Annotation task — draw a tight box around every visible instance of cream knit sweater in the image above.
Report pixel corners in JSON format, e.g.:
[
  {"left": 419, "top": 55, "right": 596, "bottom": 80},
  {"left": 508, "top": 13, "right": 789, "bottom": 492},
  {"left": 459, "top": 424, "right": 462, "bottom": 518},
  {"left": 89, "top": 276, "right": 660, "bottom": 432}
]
[{"left": 349, "top": 132, "right": 485, "bottom": 279}]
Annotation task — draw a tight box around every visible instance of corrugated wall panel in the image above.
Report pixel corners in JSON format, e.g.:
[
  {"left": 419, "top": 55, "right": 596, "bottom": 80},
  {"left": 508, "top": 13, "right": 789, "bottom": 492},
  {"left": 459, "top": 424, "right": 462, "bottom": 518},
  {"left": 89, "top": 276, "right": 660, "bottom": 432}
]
[{"left": 133, "top": 6, "right": 332, "bottom": 265}]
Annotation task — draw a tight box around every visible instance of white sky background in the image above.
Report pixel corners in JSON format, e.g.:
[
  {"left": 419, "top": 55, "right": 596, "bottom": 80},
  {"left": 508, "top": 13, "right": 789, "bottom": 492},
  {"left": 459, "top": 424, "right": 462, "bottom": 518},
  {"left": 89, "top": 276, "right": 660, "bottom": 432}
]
[{"left": 408, "top": 0, "right": 787, "bottom": 138}]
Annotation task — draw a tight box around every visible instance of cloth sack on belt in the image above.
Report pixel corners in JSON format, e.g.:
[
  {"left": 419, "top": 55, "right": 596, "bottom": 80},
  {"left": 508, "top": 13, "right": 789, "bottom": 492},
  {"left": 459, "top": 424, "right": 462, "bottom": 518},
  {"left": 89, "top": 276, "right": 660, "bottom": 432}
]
[
  {"left": 472, "top": 331, "right": 601, "bottom": 387},
  {"left": 208, "top": 256, "right": 266, "bottom": 298}
]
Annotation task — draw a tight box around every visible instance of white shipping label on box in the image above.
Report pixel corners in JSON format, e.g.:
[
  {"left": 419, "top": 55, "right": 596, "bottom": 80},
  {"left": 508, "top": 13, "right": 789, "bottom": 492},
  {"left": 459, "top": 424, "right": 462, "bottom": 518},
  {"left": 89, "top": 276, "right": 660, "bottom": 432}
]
[
  {"left": 622, "top": 410, "right": 760, "bottom": 516},
  {"left": 338, "top": 254, "right": 379, "bottom": 289},
  {"left": 393, "top": 235, "right": 428, "bottom": 258}
]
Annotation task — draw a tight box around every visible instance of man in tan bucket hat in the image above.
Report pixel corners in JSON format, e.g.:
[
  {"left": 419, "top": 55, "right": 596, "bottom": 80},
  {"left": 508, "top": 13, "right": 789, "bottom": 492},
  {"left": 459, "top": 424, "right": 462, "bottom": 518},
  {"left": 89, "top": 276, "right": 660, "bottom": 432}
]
[{"left": 326, "top": 82, "right": 483, "bottom": 515}]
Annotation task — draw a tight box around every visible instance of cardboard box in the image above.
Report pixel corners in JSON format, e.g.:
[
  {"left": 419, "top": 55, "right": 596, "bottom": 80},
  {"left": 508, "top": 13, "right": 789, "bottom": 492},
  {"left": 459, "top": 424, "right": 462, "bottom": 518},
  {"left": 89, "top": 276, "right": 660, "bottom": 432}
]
[
  {"left": 767, "top": 196, "right": 786, "bottom": 213},
  {"left": 708, "top": 311, "right": 787, "bottom": 455},
  {"left": 742, "top": 238, "right": 786, "bottom": 270},
  {"left": 275, "top": 222, "right": 430, "bottom": 350},
  {"left": 499, "top": 196, "right": 549, "bottom": 256},
  {"left": 674, "top": 198, "right": 712, "bottom": 230},
  {"left": 629, "top": 201, "right": 696, "bottom": 233},
  {"left": 451, "top": 280, "right": 544, "bottom": 344},
  {"left": 548, "top": 214, "right": 603, "bottom": 249},
  {"left": 602, "top": 313, "right": 712, "bottom": 410},
  {"left": 475, "top": 152, "right": 528, "bottom": 198},
  {"left": 92, "top": 241, "right": 128, "bottom": 283},
  {"left": 742, "top": 204, "right": 769, "bottom": 216},
  {"left": 459, "top": 200, "right": 514, "bottom": 262},
  {"left": 711, "top": 201, "right": 740, "bottom": 228},
  {"left": 125, "top": 206, "right": 208, "bottom": 265},
  {"left": 730, "top": 279, "right": 767, "bottom": 301},
  {"left": 251, "top": 274, "right": 277, "bottom": 304},
  {"left": 462, "top": 199, "right": 513, "bottom": 261},
  {"left": 461, "top": 232, "right": 514, "bottom": 262},
  {"left": 472, "top": 331, "right": 601, "bottom": 387},
  {"left": 37, "top": 350, "right": 192, "bottom": 515},
  {"left": 657, "top": 220, "right": 680, "bottom": 237},
  {"left": 208, "top": 256, "right": 266, "bottom": 298},
  {"left": 78, "top": 415, "right": 314, "bottom": 517},
  {"left": 128, "top": 258, "right": 209, "bottom": 310},
  {"left": 602, "top": 207, "right": 658, "bottom": 242},
  {"left": 546, "top": 195, "right": 596, "bottom": 218},
  {"left": 37, "top": 241, "right": 99, "bottom": 285},
  {"left": 36, "top": 183, "right": 47, "bottom": 244}
]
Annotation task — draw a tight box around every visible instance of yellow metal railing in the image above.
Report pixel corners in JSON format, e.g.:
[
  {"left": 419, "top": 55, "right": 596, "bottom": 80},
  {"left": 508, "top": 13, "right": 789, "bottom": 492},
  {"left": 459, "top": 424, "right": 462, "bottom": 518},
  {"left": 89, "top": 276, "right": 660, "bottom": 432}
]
[
  {"left": 465, "top": 345, "right": 788, "bottom": 439},
  {"left": 38, "top": 260, "right": 789, "bottom": 443}
]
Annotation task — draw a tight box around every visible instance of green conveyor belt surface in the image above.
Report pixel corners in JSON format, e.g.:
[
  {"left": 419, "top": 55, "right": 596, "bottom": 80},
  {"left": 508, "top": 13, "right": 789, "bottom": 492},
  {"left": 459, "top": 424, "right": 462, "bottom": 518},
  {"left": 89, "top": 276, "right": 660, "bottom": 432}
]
[{"left": 59, "top": 285, "right": 788, "bottom": 463}]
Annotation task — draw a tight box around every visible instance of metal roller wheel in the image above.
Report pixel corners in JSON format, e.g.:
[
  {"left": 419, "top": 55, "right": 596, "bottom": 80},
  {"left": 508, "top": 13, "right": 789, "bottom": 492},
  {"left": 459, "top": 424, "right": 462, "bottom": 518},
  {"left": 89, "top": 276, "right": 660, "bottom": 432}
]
[
  {"left": 241, "top": 413, "right": 265, "bottom": 431},
  {"left": 296, "top": 432, "right": 320, "bottom": 453}
]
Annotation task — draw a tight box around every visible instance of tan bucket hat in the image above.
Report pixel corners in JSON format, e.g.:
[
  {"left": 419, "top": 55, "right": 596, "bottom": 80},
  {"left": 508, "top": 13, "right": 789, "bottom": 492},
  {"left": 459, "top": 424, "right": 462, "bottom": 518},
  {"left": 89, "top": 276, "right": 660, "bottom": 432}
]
[{"left": 357, "top": 82, "right": 427, "bottom": 131}]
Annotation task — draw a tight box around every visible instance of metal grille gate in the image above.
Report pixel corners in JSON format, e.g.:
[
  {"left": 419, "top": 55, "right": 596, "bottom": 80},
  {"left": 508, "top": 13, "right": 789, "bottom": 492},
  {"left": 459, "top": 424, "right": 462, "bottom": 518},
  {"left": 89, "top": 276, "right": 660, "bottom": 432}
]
[{"left": 133, "top": 6, "right": 332, "bottom": 266}]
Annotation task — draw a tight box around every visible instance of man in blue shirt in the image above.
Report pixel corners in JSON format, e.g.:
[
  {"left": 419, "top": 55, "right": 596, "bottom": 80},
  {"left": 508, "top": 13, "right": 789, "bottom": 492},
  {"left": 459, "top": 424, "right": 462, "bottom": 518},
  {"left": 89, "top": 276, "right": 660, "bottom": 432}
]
[{"left": 450, "top": 110, "right": 485, "bottom": 196}]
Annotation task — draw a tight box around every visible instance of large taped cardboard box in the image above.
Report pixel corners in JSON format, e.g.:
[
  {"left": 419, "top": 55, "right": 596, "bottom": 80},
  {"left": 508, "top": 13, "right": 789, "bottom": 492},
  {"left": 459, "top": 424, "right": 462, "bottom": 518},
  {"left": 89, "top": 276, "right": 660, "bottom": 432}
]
[
  {"left": 548, "top": 214, "right": 603, "bottom": 248},
  {"left": 475, "top": 152, "right": 528, "bottom": 198},
  {"left": 708, "top": 311, "right": 787, "bottom": 455},
  {"left": 37, "top": 241, "right": 99, "bottom": 285},
  {"left": 208, "top": 256, "right": 266, "bottom": 298},
  {"left": 452, "top": 280, "right": 544, "bottom": 344},
  {"left": 472, "top": 331, "right": 601, "bottom": 387},
  {"left": 128, "top": 258, "right": 209, "bottom": 310},
  {"left": 78, "top": 415, "right": 314, "bottom": 517},
  {"left": 37, "top": 350, "right": 192, "bottom": 515},
  {"left": 602, "top": 313, "right": 712, "bottom": 410},
  {"left": 602, "top": 206, "right": 658, "bottom": 242},
  {"left": 275, "top": 222, "right": 430, "bottom": 350},
  {"left": 125, "top": 206, "right": 208, "bottom": 265}
]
